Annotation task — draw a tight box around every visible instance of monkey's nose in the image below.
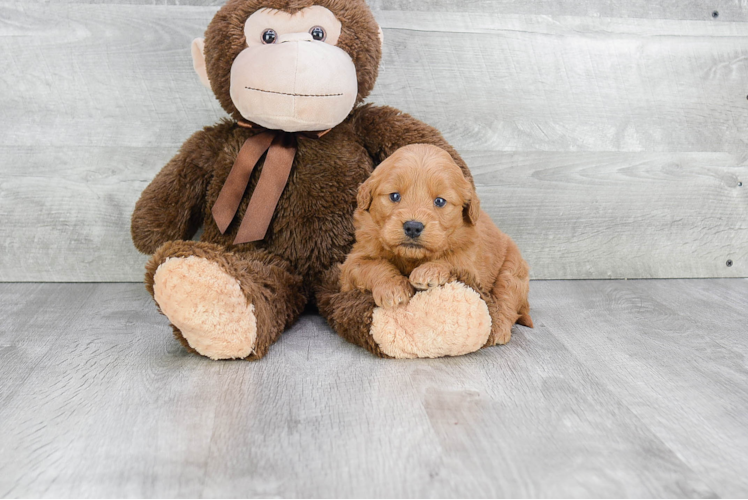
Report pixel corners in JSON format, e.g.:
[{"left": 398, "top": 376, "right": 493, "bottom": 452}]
[
  {"left": 403, "top": 220, "right": 425, "bottom": 239},
  {"left": 277, "top": 32, "right": 314, "bottom": 43}
]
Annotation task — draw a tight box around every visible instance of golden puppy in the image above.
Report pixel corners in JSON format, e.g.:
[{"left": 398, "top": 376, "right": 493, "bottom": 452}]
[{"left": 340, "top": 144, "right": 533, "bottom": 346}]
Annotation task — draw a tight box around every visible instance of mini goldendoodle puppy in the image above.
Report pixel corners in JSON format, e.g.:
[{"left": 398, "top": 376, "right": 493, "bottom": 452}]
[{"left": 340, "top": 144, "right": 533, "bottom": 346}]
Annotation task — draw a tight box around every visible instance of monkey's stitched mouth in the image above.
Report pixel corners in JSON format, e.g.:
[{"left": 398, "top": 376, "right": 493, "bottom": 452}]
[{"left": 245, "top": 87, "right": 344, "bottom": 98}]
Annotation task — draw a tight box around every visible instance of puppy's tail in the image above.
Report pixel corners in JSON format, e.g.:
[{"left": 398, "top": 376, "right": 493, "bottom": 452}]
[
  {"left": 517, "top": 314, "right": 534, "bottom": 328},
  {"left": 517, "top": 302, "right": 534, "bottom": 328}
]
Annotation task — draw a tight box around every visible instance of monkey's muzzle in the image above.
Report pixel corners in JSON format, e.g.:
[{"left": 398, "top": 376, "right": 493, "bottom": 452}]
[{"left": 229, "top": 38, "right": 358, "bottom": 132}]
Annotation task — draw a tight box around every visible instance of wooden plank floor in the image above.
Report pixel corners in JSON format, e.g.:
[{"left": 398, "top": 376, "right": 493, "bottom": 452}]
[{"left": 0, "top": 280, "right": 746, "bottom": 498}]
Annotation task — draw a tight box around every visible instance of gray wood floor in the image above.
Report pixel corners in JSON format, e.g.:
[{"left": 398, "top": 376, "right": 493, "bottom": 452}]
[{"left": 0, "top": 280, "right": 747, "bottom": 498}]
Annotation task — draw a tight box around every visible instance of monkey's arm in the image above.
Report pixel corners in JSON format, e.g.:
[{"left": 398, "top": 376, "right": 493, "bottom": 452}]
[
  {"left": 131, "top": 129, "right": 215, "bottom": 254},
  {"left": 340, "top": 254, "right": 414, "bottom": 309},
  {"left": 352, "top": 104, "right": 473, "bottom": 183}
]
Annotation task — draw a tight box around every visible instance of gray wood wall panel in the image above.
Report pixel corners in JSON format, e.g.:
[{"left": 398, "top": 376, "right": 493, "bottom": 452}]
[
  {"left": 374, "top": 12, "right": 748, "bottom": 153},
  {"left": 475, "top": 151, "right": 747, "bottom": 279},
  {"left": 375, "top": 1, "right": 748, "bottom": 22},
  {"left": 1, "top": 3, "right": 747, "bottom": 281},
  {"left": 17, "top": 0, "right": 748, "bottom": 22}
]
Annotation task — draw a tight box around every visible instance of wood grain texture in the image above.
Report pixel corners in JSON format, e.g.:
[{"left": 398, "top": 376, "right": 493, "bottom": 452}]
[
  {"left": 373, "top": 12, "right": 748, "bottom": 153},
  {"left": 3, "top": 147, "right": 744, "bottom": 281},
  {"left": 474, "top": 151, "right": 748, "bottom": 279},
  {"left": 531, "top": 279, "right": 748, "bottom": 498},
  {"left": 17, "top": 0, "right": 748, "bottom": 22},
  {"left": 370, "top": 0, "right": 748, "bottom": 22},
  {"left": 0, "top": 147, "right": 164, "bottom": 281},
  {"left": 1, "top": 3, "right": 747, "bottom": 280},
  {"left": 1, "top": 280, "right": 746, "bottom": 497}
]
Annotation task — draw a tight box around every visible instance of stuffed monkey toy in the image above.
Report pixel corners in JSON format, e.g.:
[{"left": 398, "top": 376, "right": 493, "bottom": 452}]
[{"left": 131, "top": 0, "right": 501, "bottom": 360}]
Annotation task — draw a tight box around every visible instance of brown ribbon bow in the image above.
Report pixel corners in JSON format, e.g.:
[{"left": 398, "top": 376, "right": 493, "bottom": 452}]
[{"left": 212, "top": 122, "right": 328, "bottom": 245}]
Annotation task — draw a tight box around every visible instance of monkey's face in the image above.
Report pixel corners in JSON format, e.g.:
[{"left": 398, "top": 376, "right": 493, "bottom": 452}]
[
  {"left": 230, "top": 7, "right": 358, "bottom": 132},
  {"left": 195, "top": 1, "right": 382, "bottom": 133}
]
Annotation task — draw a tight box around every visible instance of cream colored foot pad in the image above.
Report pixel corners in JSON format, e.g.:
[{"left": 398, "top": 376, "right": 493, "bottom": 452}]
[
  {"left": 153, "top": 256, "right": 257, "bottom": 360},
  {"left": 371, "top": 282, "right": 491, "bottom": 359}
]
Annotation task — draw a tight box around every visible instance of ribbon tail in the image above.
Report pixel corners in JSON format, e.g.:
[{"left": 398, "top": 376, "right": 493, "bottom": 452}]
[
  {"left": 212, "top": 132, "right": 275, "bottom": 234},
  {"left": 233, "top": 133, "right": 298, "bottom": 244}
]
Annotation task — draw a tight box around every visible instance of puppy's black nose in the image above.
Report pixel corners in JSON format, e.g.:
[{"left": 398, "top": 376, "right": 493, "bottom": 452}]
[{"left": 403, "top": 220, "right": 425, "bottom": 239}]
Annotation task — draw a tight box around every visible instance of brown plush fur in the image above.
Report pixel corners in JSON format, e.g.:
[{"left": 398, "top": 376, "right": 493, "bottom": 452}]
[
  {"left": 145, "top": 241, "right": 306, "bottom": 359},
  {"left": 340, "top": 145, "right": 533, "bottom": 345},
  {"left": 316, "top": 266, "right": 390, "bottom": 358},
  {"left": 131, "top": 0, "right": 480, "bottom": 359}
]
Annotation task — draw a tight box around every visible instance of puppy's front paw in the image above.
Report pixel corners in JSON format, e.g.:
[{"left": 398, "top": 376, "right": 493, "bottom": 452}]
[
  {"left": 372, "top": 277, "right": 414, "bottom": 309},
  {"left": 409, "top": 262, "right": 453, "bottom": 290}
]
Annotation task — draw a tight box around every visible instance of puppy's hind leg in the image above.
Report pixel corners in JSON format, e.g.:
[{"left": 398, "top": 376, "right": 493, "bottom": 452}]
[{"left": 485, "top": 242, "right": 533, "bottom": 346}]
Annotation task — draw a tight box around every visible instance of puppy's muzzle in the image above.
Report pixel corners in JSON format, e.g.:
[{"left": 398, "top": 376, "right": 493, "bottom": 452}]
[{"left": 403, "top": 220, "right": 425, "bottom": 239}]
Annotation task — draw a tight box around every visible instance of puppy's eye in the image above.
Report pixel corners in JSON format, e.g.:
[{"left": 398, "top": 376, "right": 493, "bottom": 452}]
[
  {"left": 434, "top": 197, "right": 447, "bottom": 208},
  {"left": 262, "top": 29, "right": 277, "bottom": 44},
  {"left": 389, "top": 193, "right": 401, "bottom": 203},
  {"left": 310, "top": 26, "right": 326, "bottom": 41}
]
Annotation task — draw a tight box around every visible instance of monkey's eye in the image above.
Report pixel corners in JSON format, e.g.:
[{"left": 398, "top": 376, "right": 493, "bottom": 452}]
[
  {"left": 310, "top": 26, "right": 326, "bottom": 41},
  {"left": 434, "top": 197, "right": 447, "bottom": 208},
  {"left": 262, "top": 29, "right": 277, "bottom": 44},
  {"left": 389, "top": 193, "right": 401, "bottom": 203}
]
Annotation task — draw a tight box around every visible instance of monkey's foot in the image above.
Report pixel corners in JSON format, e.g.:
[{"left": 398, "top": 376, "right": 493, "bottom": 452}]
[
  {"left": 370, "top": 282, "right": 491, "bottom": 359},
  {"left": 153, "top": 256, "right": 257, "bottom": 360}
]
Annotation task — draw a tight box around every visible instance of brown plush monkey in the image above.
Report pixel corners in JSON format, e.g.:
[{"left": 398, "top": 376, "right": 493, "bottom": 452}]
[{"left": 131, "top": 0, "right": 499, "bottom": 360}]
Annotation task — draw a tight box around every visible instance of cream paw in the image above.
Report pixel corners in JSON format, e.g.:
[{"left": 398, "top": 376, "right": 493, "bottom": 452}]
[
  {"left": 152, "top": 256, "right": 257, "bottom": 360},
  {"left": 370, "top": 281, "right": 491, "bottom": 359}
]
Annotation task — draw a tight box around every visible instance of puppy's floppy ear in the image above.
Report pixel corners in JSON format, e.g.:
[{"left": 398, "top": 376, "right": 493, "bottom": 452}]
[
  {"left": 357, "top": 176, "right": 375, "bottom": 211},
  {"left": 463, "top": 186, "right": 481, "bottom": 225}
]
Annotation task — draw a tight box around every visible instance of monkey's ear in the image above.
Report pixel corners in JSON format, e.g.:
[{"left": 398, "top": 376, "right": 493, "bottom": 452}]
[
  {"left": 377, "top": 25, "right": 384, "bottom": 50},
  {"left": 191, "top": 38, "right": 211, "bottom": 89},
  {"left": 357, "top": 177, "right": 374, "bottom": 211},
  {"left": 463, "top": 191, "right": 481, "bottom": 225}
]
